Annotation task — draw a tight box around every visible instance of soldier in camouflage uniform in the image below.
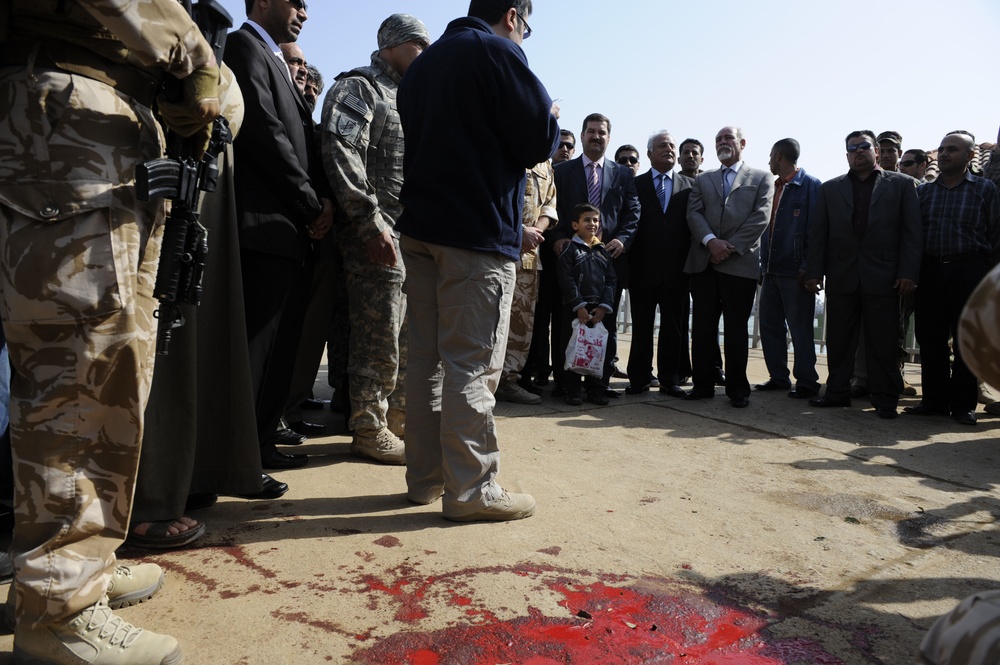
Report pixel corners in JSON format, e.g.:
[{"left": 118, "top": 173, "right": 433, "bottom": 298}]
[
  {"left": 0, "top": 0, "right": 218, "bottom": 662},
  {"left": 496, "top": 160, "right": 557, "bottom": 405},
  {"left": 320, "top": 14, "right": 430, "bottom": 464}
]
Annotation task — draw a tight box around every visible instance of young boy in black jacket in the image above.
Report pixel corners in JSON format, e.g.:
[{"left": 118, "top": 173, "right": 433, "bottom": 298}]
[{"left": 556, "top": 204, "right": 617, "bottom": 406}]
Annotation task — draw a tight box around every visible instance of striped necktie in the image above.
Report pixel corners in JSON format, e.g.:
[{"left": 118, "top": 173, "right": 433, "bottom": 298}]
[
  {"left": 656, "top": 173, "right": 668, "bottom": 212},
  {"left": 587, "top": 162, "right": 601, "bottom": 206}
]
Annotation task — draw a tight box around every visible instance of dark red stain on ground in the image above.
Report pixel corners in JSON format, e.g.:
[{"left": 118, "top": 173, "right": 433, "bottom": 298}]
[
  {"left": 350, "top": 564, "right": 847, "bottom": 665},
  {"left": 374, "top": 535, "right": 403, "bottom": 548},
  {"left": 537, "top": 546, "right": 562, "bottom": 557}
]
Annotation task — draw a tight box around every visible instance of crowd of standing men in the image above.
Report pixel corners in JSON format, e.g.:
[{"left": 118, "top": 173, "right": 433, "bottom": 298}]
[{"left": 1, "top": 0, "right": 999, "bottom": 663}]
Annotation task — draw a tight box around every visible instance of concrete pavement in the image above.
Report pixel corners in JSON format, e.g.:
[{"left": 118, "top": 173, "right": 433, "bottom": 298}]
[{"left": 2, "top": 343, "right": 998, "bottom": 664}]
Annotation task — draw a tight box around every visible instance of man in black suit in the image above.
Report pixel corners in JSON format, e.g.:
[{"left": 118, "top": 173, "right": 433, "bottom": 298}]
[
  {"left": 552, "top": 113, "right": 640, "bottom": 393},
  {"left": 224, "top": 0, "right": 334, "bottom": 469},
  {"left": 625, "top": 131, "right": 694, "bottom": 398},
  {"left": 805, "top": 130, "right": 921, "bottom": 419}
]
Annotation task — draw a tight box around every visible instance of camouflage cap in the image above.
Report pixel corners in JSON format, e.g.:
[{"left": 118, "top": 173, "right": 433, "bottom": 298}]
[
  {"left": 876, "top": 130, "right": 902, "bottom": 146},
  {"left": 377, "top": 14, "right": 430, "bottom": 50}
]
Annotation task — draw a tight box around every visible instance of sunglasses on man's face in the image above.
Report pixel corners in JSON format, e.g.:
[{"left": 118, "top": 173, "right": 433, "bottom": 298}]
[
  {"left": 558, "top": 142, "right": 575, "bottom": 151},
  {"left": 846, "top": 142, "right": 873, "bottom": 153},
  {"left": 900, "top": 159, "right": 919, "bottom": 168},
  {"left": 617, "top": 156, "right": 639, "bottom": 165}
]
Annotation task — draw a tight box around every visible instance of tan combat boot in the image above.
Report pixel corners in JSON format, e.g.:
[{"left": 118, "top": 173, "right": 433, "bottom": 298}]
[
  {"left": 4, "top": 563, "right": 164, "bottom": 631},
  {"left": 351, "top": 428, "right": 405, "bottom": 465},
  {"left": 386, "top": 408, "right": 405, "bottom": 440},
  {"left": 13, "top": 596, "right": 182, "bottom": 664}
]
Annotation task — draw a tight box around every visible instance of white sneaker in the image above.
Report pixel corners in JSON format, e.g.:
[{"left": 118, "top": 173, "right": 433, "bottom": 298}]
[
  {"left": 444, "top": 491, "right": 536, "bottom": 522},
  {"left": 13, "top": 596, "right": 182, "bottom": 664},
  {"left": 351, "top": 428, "right": 405, "bottom": 465},
  {"left": 5, "top": 564, "right": 163, "bottom": 631},
  {"left": 495, "top": 380, "right": 542, "bottom": 405}
]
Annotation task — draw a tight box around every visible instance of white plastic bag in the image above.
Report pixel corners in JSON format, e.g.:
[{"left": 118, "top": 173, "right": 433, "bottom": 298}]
[{"left": 564, "top": 318, "right": 608, "bottom": 378}]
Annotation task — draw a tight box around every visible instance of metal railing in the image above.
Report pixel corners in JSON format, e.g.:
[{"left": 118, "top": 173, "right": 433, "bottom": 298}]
[{"left": 616, "top": 287, "right": 919, "bottom": 361}]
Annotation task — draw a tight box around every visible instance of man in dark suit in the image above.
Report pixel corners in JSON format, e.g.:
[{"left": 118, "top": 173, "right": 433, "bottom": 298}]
[
  {"left": 552, "top": 113, "right": 640, "bottom": 393},
  {"left": 805, "top": 130, "right": 921, "bottom": 419},
  {"left": 224, "top": 0, "right": 333, "bottom": 469},
  {"left": 684, "top": 126, "right": 774, "bottom": 408},
  {"left": 625, "top": 130, "right": 694, "bottom": 398}
]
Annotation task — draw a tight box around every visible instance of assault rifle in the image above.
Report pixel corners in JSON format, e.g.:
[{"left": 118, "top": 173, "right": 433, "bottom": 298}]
[{"left": 136, "top": 0, "right": 233, "bottom": 355}]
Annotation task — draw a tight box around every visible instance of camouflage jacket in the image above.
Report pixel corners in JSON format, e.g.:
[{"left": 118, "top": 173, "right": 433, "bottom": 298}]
[
  {"left": 321, "top": 52, "right": 404, "bottom": 268},
  {"left": 521, "top": 160, "right": 557, "bottom": 270},
  {"left": 5, "top": 0, "right": 213, "bottom": 82}
]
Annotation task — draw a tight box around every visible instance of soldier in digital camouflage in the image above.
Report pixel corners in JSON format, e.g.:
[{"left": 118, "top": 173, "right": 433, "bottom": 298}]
[
  {"left": 496, "top": 161, "right": 557, "bottom": 405},
  {"left": 0, "top": 0, "right": 219, "bottom": 662},
  {"left": 320, "top": 13, "right": 430, "bottom": 465}
]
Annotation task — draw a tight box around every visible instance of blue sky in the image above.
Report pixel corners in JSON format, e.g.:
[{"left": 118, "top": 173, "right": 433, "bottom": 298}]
[{"left": 216, "top": 0, "right": 999, "bottom": 181}]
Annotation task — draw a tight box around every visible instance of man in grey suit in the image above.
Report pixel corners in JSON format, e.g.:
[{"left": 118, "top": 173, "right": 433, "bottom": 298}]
[
  {"left": 684, "top": 126, "right": 774, "bottom": 407},
  {"left": 805, "top": 130, "right": 922, "bottom": 419}
]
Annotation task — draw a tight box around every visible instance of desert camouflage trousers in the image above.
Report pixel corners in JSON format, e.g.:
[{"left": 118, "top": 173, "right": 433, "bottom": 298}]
[
  {"left": 346, "top": 266, "right": 407, "bottom": 433},
  {"left": 501, "top": 266, "right": 540, "bottom": 382},
  {"left": 0, "top": 67, "right": 164, "bottom": 626},
  {"left": 919, "top": 590, "right": 1000, "bottom": 664}
]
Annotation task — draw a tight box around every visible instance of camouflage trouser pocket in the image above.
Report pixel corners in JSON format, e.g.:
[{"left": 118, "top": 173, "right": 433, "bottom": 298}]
[{"left": 0, "top": 180, "right": 126, "bottom": 323}]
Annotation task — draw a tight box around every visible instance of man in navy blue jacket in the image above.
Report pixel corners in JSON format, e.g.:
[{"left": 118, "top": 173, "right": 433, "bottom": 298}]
[
  {"left": 397, "top": 0, "right": 559, "bottom": 523},
  {"left": 755, "top": 138, "right": 822, "bottom": 399}
]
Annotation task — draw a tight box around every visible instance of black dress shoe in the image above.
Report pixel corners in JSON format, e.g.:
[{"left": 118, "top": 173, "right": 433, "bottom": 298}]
[
  {"left": 809, "top": 396, "right": 851, "bottom": 408},
  {"left": 262, "top": 447, "right": 309, "bottom": 470},
  {"left": 850, "top": 384, "right": 870, "bottom": 398},
  {"left": 612, "top": 365, "right": 629, "bottom": 379},
  {"left": 660, "top": 385, "right": 687, "bottom": 398},
  {"left": 754, "top": 380, "right": 790, "bottom": 391},
  {"left": 239, "top": 474, "right": 289, "bottom": 500},
  {"left": 624, "top": 383, "right": 649, "bottom": 395},
  {"left": 684, "top": 390, "right": 715, "bottom": 401},
  {"left": 289, "top": 420, "right": 326, "bottom": 436},
  {"left": 876, "top": 407, "right": 897, "bottom": 419},
  {"left": 185, "top": 493, "right": 219, "bottom": 511},
  {"left": 586, "top": 390, "right": 610, "bottom": 406},
  {"left": 649, "top": 377, "right": 660, "bottom": 388},
  {"left": 903, "top": 404, "right": 949, "bottom": 416},
  {"left": 300, "top": 398, "right": 327, "bottom": 410},
  {"left": 787, "top": 387, "right": 818, "bottom": 399},
  {"left": 604, "top": 388, "right": 622, "bottom": 398},
  {"left": 517, "top": 376, "right": 542, "bottom": 395},
  {"left": 730, "top": 397, "right": 750, "bottom": 408},
  {"left": 551, "top": 384, "right": 567, "bottom": 397},
  {"left": 533, "top": 373, "right": 550, "bottom": 387},
  {"left": 953, "top": 410, "right": 977, "bottom": 426},
  {"left": 268, "top": 429, "right": 307, "bottom": 446},
  {"left": 715, "top": 369, "right": 727, "bottom": 386}
]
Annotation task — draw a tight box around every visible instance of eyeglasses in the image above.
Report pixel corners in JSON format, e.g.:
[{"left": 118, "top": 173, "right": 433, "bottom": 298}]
[
  {"left": 287, "top": 0, "right": 307, "bottom": 11},
  {"left": 558, "top": 141, "right": 575, "bottom": 151},
  {"left": 900, "top": 159, "right": 920, "bottom": 168},
  {"left": 846, "top": 142, "right": 873, "bottom": 153},
  {"left": 616, "top": 156, "right": 639, "bottom": 166},
  {"left": 515, "top": 11, "right": 532, "bottom": 39}
]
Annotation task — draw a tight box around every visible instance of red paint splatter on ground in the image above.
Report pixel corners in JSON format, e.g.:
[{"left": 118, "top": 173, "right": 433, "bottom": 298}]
[
  {"left": 351, "top": 566, "right": 846, "bottom": 665},
  {"left": 221, "top": 545, "right": 277, "bottom": 579},
  {"left": 358, "top": 564, "right": 435, "bottom": 623},
  {"left": 537, "top": 546, "right": 562, "bottom": 556},
  {"left": 156, "top": 561, "right": 219, "bottom": 592},
  {"left": 374, "top": 535, "right": 403, "bottom": 548}
]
